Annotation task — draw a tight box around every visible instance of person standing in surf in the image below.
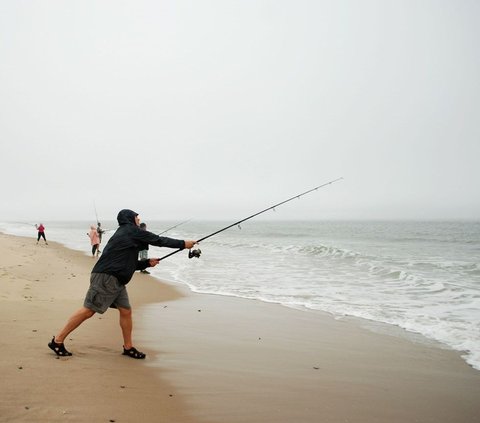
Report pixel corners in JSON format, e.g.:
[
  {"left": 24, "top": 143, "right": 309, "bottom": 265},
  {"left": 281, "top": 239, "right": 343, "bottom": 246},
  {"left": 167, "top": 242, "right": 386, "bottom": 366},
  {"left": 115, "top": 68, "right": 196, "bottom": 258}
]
[
  {"left": 35, "top": 223, "right": 48, "bottom": 245},
  {"left": 96, "top": 222, "right": 105, "bottom": 254},
  {"left": 88, "top": 225, "right": 100, "bottom": 257},
  {"left": 48, "top": 209, "right": 197, "bottom": 359},
  {"left": 138, "top": 222, "right": 150, "bottom": 274}
]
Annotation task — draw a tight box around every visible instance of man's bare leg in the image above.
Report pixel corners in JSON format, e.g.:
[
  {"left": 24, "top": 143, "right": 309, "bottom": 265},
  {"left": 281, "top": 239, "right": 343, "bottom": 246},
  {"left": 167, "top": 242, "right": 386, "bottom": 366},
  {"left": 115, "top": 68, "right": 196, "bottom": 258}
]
[
  {"left": 118, "top": 307, "right": 133, "bottom": 349},
  {"left": 55, "top": 306, "right": 96, "bottom": 343},
  {"left": 119, "top": 307, "right": 145, "bottom": 358}
]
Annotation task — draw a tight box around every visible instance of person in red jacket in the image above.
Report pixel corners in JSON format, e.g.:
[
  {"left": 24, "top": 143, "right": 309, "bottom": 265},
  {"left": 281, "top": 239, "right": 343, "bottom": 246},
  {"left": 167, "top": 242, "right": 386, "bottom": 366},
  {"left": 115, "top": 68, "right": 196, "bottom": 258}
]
[
  {"left": 48, "top": 209, "right": 197, "bottom": 359},
  {"left": 35, "top": 223, "right": 48, "bottom": 245}
]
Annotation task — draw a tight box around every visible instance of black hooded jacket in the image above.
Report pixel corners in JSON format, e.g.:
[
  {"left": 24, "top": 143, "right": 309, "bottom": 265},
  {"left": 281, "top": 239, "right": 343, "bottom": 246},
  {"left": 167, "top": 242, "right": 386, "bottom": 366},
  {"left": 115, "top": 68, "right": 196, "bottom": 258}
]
[{"left": 91, "top": 209, "right": 185, "bottom": 285}]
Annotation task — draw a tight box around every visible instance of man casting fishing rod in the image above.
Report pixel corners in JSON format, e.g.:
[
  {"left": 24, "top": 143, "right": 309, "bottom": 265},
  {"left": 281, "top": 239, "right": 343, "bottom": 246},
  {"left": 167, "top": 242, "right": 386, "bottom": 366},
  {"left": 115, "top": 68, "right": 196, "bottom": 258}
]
[
  {"left": 49, "top": 209, "right": 197, "bottom": 359},
  {"left": 49, "top": 178, "right": 341, "bottom": 359}
]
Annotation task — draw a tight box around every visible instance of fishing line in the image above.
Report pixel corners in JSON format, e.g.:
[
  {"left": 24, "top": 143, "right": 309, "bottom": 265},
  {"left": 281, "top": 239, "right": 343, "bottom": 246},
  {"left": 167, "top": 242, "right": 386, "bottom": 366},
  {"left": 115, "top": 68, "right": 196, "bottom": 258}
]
[
  {"left": 155, "top": 177, "right": 343, "bottom": 262},
  {"left": 158, "top": 219, "right": 192, "bottom": 236}
]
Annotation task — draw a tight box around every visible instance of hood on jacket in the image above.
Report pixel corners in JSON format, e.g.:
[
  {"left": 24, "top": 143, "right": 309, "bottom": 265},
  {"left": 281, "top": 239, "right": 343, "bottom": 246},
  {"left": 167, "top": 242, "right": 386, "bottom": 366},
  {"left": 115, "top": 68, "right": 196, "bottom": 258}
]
[{"left": 117, "top": 209, "right": 139, "bottom": 226}]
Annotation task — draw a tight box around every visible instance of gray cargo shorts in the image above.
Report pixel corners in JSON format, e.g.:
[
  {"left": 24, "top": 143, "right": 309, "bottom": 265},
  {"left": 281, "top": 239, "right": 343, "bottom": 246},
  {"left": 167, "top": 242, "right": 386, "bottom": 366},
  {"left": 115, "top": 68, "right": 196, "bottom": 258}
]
[{"left": 84, "top": 273, "right": 131, "bottom": 314}]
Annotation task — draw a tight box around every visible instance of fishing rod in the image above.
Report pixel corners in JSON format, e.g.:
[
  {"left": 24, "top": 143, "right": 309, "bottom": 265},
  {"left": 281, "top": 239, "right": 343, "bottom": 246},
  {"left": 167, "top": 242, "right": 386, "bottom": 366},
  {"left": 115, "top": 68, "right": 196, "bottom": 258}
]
[
  {"left": 93, "top": 200, "right": 100, "bottom": 225},
  {"left": 156, "top": 177, "right": 343, "bottom": 262},
  {"left": 12, "top": 221, "right": 37, "bottom": 227},
  {"left": 93, "top": 201, "right": 114, "bottom": 234},
  {"left": 158, "top": 218, "right": 192, "bottom": 236}
]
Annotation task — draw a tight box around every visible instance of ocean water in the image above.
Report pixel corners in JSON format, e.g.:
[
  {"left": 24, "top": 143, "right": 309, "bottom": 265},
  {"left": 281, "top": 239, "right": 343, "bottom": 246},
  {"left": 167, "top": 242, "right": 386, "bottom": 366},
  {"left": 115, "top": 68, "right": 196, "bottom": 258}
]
[{"left": 2, "top": 220, "right": 479, "bottom": 370}]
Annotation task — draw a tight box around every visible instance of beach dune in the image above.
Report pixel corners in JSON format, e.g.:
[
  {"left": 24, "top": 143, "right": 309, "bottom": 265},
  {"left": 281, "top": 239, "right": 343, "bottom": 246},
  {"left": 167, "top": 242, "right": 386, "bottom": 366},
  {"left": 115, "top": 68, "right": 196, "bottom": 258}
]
[{"left": 1, "top": 232, "right": 479, "bottom": 422}]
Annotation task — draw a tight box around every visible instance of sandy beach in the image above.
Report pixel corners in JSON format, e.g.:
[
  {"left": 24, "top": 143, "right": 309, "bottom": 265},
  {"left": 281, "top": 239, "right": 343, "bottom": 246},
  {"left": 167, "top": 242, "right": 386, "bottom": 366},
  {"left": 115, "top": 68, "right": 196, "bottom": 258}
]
[
  {"left": 0, "top": 233, "right": 196, "bottom": 422},
  {"left": 1, "top": 232, "right": 480, "bottom": 423}
]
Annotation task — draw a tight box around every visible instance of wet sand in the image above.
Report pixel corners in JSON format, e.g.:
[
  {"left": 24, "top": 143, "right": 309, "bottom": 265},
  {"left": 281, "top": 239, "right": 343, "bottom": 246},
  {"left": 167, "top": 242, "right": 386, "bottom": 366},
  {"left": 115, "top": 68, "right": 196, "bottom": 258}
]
[
  {"left": 1, "top": 232, "right": 480, "bottom": 422},
  {"left": 139, "top": 288, "right": 480, "bottom": 423}
]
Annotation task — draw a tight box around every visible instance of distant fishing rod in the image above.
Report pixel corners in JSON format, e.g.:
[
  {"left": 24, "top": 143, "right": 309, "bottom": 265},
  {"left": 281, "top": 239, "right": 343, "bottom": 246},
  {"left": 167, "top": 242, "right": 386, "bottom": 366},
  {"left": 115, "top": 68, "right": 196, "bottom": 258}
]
[
  {"left": 93, "top": 200, "right": 100, "bottom": 225},
  {"left": 156, "top": 177, "right": 343, "bottom": 262},
  {"left": 93, "top": 201, "right": 114, "bottom": 232},
  {"left": 158, "top": 218, "right": 192, "bottom": 236}
]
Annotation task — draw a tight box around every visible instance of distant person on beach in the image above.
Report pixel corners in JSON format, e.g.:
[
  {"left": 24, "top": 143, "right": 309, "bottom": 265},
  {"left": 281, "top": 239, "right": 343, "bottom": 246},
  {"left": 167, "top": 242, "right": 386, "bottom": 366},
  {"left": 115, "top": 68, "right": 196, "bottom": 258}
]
[
  {"left": 88, "top": 225, "right": 100, "bottom": 257},
  {"left": 138, "top": 222, "right": 150, "bottom": 274},
  {"left": 48, "top": 209, "right": 197, "bottom": 359},
  {"left": 35, "top": 223, "right": 48, "bottom": 245},
  {"left": 96, "top": 222, "right": 105, "bottom": 254}
]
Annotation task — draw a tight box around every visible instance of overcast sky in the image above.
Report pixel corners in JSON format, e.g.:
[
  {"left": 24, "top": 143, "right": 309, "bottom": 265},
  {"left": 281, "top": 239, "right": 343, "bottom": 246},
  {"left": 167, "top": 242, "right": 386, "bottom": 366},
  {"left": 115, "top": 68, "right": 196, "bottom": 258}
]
[{"left": 1, "top": 0, "right": 478, "bottom": 222}]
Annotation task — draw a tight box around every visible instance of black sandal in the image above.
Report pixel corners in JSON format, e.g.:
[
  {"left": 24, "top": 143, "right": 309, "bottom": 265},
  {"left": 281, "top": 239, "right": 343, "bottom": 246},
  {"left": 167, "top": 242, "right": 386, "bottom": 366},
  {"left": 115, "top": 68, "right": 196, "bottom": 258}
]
[
  {"left": 48, "top": 336, "right": 72, "bottom": 356},
  {"left": 122, "top": 346, "right": 146, "bottom": 359}
]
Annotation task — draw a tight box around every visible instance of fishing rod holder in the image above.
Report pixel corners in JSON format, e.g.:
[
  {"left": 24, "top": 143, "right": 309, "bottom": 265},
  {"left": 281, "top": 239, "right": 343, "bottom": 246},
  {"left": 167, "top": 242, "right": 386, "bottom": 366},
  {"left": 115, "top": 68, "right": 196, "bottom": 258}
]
[{"left": 188, "top": 249, "right": 202, "bottom": 259}]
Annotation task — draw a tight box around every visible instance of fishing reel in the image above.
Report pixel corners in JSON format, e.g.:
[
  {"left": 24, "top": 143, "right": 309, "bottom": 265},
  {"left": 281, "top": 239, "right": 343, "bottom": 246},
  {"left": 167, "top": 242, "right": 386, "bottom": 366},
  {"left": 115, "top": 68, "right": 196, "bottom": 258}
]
[{"left": 188, "top": 249, "right": 202, "bottom": 259}]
